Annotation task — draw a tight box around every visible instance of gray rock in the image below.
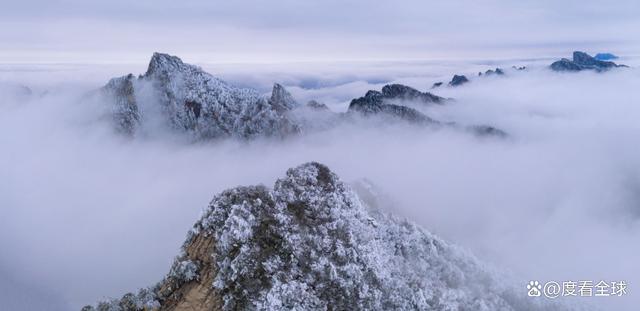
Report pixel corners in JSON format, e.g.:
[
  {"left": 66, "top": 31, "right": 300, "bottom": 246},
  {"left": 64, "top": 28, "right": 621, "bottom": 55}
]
[
  {"left": 380, "top": 84, "right": 445, "bottom": 104},
  {"left": 306, "top": 100, "right": 329, "bottom": 111},
  {"left": 594, "top": 53, "right": 618, "bottom": 61},
  {"left": 100, "top": 74, "right": 139, "bottom": 136},
  {"left": 348, "top": 90, "right": 437, "bottom": 124},
  {"left": 448, "top": 74, "right": 469, "bottom": 87},
  {"left": 482, "top": 68, "right": 504, "bottom": 76}
]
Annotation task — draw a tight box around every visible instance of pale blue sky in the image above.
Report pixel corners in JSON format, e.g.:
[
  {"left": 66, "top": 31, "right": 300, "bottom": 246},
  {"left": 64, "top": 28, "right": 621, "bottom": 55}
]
[{"left": 1, "top": 1, "right": 639, "bottom": 63}]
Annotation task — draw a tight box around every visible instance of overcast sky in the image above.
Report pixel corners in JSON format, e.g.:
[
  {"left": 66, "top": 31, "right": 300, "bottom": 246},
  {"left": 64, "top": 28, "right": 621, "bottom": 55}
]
[{"left": 1, "top": 0, "right": 639, "bottom": 63}]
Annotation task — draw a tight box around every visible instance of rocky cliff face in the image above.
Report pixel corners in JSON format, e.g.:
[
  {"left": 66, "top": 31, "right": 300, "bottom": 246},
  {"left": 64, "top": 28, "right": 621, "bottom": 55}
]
[
  {"left": 83, "top": 162, "right": 564, "bottom": 311},
  {"left": 550, "top": 51, "right": 626, "bottom": 72}
]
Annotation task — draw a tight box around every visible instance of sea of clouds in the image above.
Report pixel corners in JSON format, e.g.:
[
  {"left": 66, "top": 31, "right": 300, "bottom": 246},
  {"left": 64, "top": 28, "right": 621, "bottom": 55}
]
[{"left": 1, "top": 55, "right": 639, "bottom": 310}]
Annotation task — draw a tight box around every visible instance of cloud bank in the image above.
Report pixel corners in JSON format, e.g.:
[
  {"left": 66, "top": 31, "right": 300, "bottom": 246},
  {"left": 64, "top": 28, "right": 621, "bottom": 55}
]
[{"left": 1, "top": 57, "right": 639, "bottom": 310}]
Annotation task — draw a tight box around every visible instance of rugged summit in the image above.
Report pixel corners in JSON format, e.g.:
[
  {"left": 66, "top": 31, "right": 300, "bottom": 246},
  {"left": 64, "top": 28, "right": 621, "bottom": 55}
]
[
  {"left": 479, "top": 68, "right": 504, "bottom": 76},
  {"left": 83, "top": 162, "right": 559, "bottom": 311},
  {"left": 550, "top": 51, "right": 626, "bottom": 72},
  {"left": 268, "top": 83, "right": 299, "bottom": 112},
  {"left": 100, "top": 53, "right": 300, "bottom": 139},
  {"left": 347, "top": 83, "right": 445, "bottom": 123},
  {"left": 348, "top": 90, "right": 437, "bottom": 124},
  {"left": 379, "top": 84, "right": 445, "bottom": 104},
  {"left": 347, "top": 84, "right": 506, "bottom": 136}
]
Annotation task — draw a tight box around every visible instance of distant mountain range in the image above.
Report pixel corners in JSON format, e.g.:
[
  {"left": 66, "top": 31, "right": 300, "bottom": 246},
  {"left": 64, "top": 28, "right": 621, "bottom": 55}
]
[{"left": 95, "top": 53, "right": 507, "bottom": 140}]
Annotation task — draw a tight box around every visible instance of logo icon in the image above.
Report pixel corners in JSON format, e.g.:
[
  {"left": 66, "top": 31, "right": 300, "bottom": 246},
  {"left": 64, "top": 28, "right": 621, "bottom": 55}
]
[{"left": 527, "top": 281, "right": 542, "bottom": 297}]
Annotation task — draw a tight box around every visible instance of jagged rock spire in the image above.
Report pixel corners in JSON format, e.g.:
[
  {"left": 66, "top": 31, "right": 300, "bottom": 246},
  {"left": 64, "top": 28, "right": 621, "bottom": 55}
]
[{"left": 268, "top": 83, "right": 299, "bottom": 111}]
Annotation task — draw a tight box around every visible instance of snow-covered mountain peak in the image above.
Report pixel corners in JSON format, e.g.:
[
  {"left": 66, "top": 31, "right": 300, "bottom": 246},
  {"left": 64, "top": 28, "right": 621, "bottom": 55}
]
[
  {"left": 145, "top": 52, "right": 190, "bottom": 77},
  {"left": 82, "top": 162, "right": 567, "bottom": 311},
  {"left": 97, "top": 53, "right": 300, "bottom": 140}
]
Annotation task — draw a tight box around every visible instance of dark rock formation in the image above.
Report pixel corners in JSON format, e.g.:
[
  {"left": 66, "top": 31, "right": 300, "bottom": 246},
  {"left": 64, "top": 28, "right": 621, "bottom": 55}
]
[
  {"left": 305, "top": 100, "right": 329, "bottom": 111},
  {"left": 82, "top": 162, "right": 563, "bottom": 311},
  {"left": 348, "top": 90, "right": 437, "bottom": 124},
  {"left": 347, "top": 83, "right": 448, "bottom": 124},
  {"left": 431, "top": 81, "right": 443, "bottom": 89},
  {"left": 512, "top": 66, "right": 526, "bottom": 71},
  {"left": 380, "top": 84, "right": 445, "bottom": 104},
  {"left": 550, "top": 51, "right": 626, "bottom": 72},
  {"left": 480, "top": 68, "right": 504, "bottom": 76},
  {"left": 448, "top": 75, "right": 469, "bottom": 87}
]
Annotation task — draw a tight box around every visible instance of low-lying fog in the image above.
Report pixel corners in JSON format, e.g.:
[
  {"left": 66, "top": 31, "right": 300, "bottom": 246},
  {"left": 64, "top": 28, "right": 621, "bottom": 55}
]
[{"left": 1, "top": 57, "right": 639, "bottom": 310}]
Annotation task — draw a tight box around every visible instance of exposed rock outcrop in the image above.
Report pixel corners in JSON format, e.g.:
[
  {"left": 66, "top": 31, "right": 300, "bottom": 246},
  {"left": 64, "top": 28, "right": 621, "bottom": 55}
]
[
  {"left": 346, "top": 83, "right": 445, "bottom": 124},
  {"left": 268, "top": 83, "right": 299, "bottom": 112},
  {"left": 479, "top": 68, "right": 504, "bottom": 76},
  {"left": 448, "top": 74, "right": 469, "bottom": 87},
  {"left": 305, "top": 100, "right": 329, "bottom": 111},
  {"left": 100, "top": 74, "right": 139, "bottom": 136},
  {"left": 380, "top": 84, "right": 445, "bottom": 104},
  {"left": 550, "top": 51, "right": 626, "bottom": 72},
  {"left": 83, "top": 162, "right": 563, "bottom": 311},
  {"left": 347, "top": 85, "right": 507, "bottom": 137},
  {"left": 348, "top": 90, "right": 437, "bottom": 124}
]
